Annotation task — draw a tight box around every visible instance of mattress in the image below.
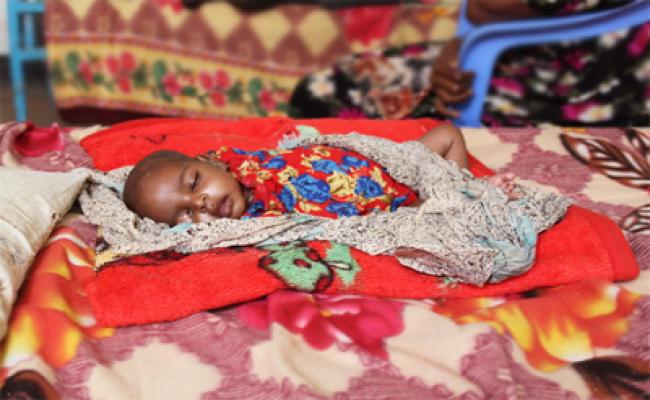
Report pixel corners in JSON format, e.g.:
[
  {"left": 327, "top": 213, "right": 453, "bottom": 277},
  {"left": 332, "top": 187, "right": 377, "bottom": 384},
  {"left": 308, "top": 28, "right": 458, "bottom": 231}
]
[{"left": 0, "top": 119, "right": 647, "bottom": 399}]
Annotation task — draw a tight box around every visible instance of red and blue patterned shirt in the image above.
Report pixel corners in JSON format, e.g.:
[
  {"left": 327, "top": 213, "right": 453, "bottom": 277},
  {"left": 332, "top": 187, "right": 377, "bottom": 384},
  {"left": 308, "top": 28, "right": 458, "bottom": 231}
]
[{"left": 204, "top": 144, "right": 418, "bottom": 219}]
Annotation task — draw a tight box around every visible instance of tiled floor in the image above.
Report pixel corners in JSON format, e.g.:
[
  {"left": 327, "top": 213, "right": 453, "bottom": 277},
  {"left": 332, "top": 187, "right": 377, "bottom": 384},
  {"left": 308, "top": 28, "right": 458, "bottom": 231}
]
[{"left": 0, "top": 57, "right": 63, "bottom": 126}]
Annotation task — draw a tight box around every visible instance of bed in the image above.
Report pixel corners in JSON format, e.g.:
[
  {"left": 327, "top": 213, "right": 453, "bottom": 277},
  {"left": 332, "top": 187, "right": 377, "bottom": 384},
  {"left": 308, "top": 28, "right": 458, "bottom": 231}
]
[{"left": 0, "top": 118, "right": 648, "bottom": 399}]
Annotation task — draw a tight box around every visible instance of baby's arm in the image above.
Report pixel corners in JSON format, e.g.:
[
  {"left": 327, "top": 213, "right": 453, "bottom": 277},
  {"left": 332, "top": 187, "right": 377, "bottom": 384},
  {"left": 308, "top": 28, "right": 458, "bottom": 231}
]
[
  {"left": 416, "top": 126, "right": 523, "bottom": 201},
  {"left": 417, "top": 124, "right": 469, "bottom": 169},
  {"left": 401, "top": 124, "right": 467, "bottom": 208}
]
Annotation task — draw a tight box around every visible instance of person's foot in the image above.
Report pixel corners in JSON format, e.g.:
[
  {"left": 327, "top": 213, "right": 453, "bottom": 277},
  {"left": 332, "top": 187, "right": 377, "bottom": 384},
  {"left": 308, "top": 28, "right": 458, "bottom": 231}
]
[{"left": 485, "top": 173, "right": 522, "bottom": 200}]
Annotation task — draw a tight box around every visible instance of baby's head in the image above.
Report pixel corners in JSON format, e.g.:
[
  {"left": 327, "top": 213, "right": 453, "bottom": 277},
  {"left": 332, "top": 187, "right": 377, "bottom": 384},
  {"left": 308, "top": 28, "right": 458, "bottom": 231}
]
[{"left": 123, "top": 150, "right": 248, "bottom": 225}]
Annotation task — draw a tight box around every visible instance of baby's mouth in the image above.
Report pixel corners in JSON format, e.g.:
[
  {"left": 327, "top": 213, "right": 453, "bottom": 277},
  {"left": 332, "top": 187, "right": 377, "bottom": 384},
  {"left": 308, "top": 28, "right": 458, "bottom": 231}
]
[{"left": 218, "top": 196, "right": 232, "bottom": 218}]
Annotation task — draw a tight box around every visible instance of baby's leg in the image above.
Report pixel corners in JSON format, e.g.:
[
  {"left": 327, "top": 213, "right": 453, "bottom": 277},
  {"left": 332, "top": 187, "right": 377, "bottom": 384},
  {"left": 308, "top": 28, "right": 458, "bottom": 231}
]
[{"left": 417, "top": 124, "right": 469, "bottom": 169}]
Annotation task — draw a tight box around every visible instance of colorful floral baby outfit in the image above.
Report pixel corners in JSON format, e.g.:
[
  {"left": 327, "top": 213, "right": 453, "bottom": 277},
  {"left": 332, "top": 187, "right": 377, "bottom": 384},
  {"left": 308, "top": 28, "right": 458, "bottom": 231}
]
[
  {"left": 203, "top": 144, "right": 419, "bottom": 219},
  {"left": 289, "top": 0, "right": 649, "bottom": 126}
]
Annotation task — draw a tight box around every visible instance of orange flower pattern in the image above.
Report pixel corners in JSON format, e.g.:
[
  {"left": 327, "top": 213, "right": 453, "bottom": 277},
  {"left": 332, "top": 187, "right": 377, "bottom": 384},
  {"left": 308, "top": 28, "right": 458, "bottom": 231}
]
[
  {"left": 0, "top": 218, "right": 114, "bottom": 381},
  {"left": 433, "top": 280, "right": 642, "bottom": 371}
]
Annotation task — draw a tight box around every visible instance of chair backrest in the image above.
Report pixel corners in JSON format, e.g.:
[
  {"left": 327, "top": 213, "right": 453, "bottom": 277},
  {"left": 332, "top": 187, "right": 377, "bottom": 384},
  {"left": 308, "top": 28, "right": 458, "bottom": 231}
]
[{"left": 453, "top": 0, "right": 650, "bottom": 127}]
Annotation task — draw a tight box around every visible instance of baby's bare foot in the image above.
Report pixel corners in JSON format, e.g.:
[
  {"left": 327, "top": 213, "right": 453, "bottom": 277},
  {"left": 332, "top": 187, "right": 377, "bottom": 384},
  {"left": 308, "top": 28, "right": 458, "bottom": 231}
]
[{"left": 485, "top": 173, "right": 522, "bottom": 200}]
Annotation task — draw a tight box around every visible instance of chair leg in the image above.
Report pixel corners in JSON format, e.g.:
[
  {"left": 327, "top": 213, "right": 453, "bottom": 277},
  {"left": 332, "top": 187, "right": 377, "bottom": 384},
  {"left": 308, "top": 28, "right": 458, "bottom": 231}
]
[
  {"left": 9, "top": 57, "right": 27, "bottom": 122},
  {"left": 7, "top": 2, "right": 27, "bottom": 122},
  {"left": 23, "top": 14, "right": 37, "bottom": 50}
]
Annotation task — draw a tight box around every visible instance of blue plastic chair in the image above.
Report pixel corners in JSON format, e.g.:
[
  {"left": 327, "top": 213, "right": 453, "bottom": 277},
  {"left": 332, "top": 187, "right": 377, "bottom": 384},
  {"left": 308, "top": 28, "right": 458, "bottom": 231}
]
[
  {"left": 7, "top": 0, "right": 46, "bottom": 122},
  {"left": 452, "top": 0, "right": 650, "bottom": 127}
]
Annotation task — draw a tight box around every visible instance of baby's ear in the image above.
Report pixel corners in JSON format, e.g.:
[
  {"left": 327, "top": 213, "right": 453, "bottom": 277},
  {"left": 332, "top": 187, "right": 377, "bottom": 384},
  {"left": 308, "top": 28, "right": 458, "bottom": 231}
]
[{"left": 196, "top": 154, "right": 229, "bottom": 171}]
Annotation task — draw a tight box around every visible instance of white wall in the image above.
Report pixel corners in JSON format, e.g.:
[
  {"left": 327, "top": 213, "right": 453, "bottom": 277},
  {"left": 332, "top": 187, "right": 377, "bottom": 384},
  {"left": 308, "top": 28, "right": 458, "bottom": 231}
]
[{"left": 0, "top": 1, "right": 8, "bottom": 55}]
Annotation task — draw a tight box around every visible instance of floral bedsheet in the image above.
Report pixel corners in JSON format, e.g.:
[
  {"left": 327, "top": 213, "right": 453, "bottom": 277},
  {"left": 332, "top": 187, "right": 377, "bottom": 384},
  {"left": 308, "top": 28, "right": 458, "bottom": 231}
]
[{"left": 0, "top": 123, "right": 648, "bottom": 399}]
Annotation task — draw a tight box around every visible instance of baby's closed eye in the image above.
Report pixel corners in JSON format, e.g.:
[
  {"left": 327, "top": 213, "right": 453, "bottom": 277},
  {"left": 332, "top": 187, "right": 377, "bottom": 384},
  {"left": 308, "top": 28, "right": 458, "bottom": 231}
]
[{"left": 190, "top": 171, "right": 200, "bottom": 191}]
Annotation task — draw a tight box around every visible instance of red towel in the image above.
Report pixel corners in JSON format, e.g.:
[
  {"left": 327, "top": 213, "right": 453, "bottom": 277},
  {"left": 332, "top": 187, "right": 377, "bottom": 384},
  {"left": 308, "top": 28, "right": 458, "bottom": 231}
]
[{"left": 81, "top": 118, "right": 639, "bottom": 327}]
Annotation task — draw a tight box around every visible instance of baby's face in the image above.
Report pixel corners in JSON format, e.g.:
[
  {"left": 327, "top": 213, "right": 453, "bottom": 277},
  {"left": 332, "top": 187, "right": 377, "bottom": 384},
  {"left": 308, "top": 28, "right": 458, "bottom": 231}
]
[{"left": 130, "top": 158, "right": 247, "bottom": 225}]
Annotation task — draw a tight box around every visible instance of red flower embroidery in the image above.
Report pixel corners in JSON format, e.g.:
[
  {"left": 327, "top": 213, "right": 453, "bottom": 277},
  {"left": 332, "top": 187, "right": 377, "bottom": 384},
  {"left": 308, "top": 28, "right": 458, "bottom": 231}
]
[
  {"left": 117, "top": 76, "right": 131, "bottom": 93},
  {"left": 163, "top": 73, "right": 182, "bottom": 96},
  {"left": 106, "top": 52, "right": 136, "bottom": 75},
  {"left": 105, "top": 52, "right": 136, "bottom": 93},
  {"left": 258, "top": 89, "right": 276, "bottom": 111},
  {"left": 215, "top": 69, "right": 231, "bottom": 89},
  {"left": 199, "top": 71, "right": 214, "bottom": 90},
  {"left": 78, "top": 62, "right": 93, "bottom": 84},
  {"left": 200, "top": 69, "right": 231, "bottom": 91},
  {"left": 210, "top": 91, "right": 226, "bottom": 107},
  {"left": 120, "top": 52, "right": 136, "bottom": 73},
  {"left": 106, "top": 57, "right": 120, "bottom": 76}
]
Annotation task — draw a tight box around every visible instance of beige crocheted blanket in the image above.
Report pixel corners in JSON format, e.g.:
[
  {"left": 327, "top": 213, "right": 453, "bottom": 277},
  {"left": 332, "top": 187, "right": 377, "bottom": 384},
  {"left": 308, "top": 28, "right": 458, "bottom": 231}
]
[{"left": 79, "top": 133, "right": 572, "bottom": 286}]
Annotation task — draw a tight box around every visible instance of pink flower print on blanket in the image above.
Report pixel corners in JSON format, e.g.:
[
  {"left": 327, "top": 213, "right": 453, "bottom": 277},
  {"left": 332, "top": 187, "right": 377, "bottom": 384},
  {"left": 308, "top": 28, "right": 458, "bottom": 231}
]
[{"left": 238, "top": 291, "right": 405, "bottom": 359}]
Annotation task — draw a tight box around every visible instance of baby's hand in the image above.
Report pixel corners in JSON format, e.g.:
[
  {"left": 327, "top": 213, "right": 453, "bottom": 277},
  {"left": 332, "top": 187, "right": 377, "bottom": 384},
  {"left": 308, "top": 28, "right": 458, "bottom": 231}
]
[{"left": 484, "top": 173, "right": 522, "bottom": 200}]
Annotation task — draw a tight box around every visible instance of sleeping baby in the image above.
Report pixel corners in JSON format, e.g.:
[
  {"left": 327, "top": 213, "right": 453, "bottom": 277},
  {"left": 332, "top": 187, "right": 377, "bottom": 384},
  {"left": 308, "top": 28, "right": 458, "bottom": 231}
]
[
  {"left": 82, "top": 125, "right": 570, "bottom": 286},
  {"left": 122, "top": 124, "right": 517, "bottom": 225}
]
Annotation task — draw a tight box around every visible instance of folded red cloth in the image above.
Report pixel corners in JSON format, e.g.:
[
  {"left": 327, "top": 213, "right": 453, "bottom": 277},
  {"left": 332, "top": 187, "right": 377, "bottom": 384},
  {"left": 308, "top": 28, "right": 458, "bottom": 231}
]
[{"left": 81, "top": 118, "right": 639, "bottom": 327}]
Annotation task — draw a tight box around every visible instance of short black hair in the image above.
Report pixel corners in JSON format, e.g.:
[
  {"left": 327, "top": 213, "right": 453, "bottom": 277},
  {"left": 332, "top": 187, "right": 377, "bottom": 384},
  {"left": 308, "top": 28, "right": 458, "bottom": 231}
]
[{"left": 123, "top": 150, "right": 192, "bottom": 214}]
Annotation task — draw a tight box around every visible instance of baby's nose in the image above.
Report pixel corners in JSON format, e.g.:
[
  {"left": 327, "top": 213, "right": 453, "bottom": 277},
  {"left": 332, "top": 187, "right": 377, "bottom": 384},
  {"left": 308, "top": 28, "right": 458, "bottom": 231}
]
[{"left": 192, "top": 193, "right": 207, "bottom": 212}]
